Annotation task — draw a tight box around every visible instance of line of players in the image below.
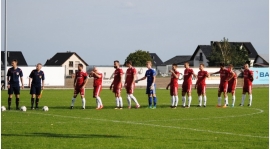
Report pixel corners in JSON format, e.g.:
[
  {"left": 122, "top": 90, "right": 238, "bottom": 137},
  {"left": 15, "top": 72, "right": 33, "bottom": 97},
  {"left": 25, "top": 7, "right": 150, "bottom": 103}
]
[{"left": 6, "top": 59, "right": 253, "bottom": 110}]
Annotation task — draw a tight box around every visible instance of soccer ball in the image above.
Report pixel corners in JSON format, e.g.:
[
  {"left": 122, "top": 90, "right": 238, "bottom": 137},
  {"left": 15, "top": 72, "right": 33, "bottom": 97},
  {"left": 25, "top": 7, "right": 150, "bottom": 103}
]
[
  {"left": 42, "top": 106, "right": 49, "bottom": 112},
  {"left": 20, "top": 106, "right": 27, "bottom": 112},
  {"left": 1, "top": 106, "right": 6, "bottom": 111}
]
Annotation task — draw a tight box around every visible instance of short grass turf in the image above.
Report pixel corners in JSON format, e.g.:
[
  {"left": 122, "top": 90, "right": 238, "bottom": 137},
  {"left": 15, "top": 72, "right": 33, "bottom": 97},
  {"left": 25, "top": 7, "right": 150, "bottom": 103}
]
[{"left": 1, "top": 88, "right": 269, "bottom": 149}]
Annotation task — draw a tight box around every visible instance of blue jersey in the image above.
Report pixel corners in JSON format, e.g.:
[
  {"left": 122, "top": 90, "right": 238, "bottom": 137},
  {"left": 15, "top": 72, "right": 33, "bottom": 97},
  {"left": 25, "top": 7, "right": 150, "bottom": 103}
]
[
  {"left": 29, "top": 69, "right": 45, "bottom": 87},
  {"left": 145, "top": 69, "right": 156, "bottom": 86},
  {"left": 7, "top": 67, "right": 23, "bottom": 86}
]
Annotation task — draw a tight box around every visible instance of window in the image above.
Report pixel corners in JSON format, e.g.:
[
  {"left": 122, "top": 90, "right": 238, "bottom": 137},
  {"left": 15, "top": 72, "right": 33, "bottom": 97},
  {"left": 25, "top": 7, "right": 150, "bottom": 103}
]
[
  {"left": 69, "top": 61, "right": 73, "bottom": 67},
  {"left": 69, "top": 70, "right": 73, "bottom": 75},
  {"left": 199, "top": 53, "right": 203, "bottom": 61},
  {"left": 75, "top": 61, "right": 80, "bottom": 67}
]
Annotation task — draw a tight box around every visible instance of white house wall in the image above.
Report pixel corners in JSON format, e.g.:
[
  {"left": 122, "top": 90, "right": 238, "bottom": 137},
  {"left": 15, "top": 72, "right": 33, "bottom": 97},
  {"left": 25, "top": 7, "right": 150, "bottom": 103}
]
[{"left": 62, "top": 54, "right": 87, "bottom": 76}]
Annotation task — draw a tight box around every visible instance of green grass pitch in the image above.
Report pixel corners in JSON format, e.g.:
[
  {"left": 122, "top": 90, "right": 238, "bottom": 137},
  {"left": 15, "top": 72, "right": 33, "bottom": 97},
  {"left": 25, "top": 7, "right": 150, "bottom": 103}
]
[{"left": 1, "top": 88, "right": 269, "bottom": 149}]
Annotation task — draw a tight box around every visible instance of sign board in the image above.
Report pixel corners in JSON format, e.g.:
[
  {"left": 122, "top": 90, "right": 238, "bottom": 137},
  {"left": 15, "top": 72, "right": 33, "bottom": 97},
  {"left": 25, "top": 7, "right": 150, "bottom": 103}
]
[
  {"left": 12, "top": 67, "right": 65, "bottom": 86},
  {"left": 249, "top": 68, "right": 269, "bottom": 84}
]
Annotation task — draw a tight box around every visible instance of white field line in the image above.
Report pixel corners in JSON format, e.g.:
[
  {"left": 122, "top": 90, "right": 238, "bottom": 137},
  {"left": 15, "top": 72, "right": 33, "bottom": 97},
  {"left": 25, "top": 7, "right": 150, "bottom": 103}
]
[
  {"left": 141, "top": 108, "right": 264, "bottom": 122},
  {"left": 9, "top": 109, "right": 268, "bottom": 139}
]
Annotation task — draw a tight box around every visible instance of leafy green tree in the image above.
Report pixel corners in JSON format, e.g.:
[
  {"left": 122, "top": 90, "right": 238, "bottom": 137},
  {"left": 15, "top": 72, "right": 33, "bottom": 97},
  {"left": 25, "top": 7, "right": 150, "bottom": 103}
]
[
  {"left": 124, "top": 50, "right": 153, "bottom": 66},
  {"left": 207, "top": 37, "right": 249, "bottom": 67}
]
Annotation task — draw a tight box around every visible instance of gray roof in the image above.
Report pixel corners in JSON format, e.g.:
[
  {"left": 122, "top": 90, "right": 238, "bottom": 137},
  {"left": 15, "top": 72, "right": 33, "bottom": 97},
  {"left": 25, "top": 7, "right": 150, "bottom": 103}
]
[
  {"left": 190, "top": 45, "right": 212, "bottom": 60},
  {"left": 164, "top": 55, "right": 192, "bottom": 65},
  {"left": 1, "top": 51, "right": 28, "bottom": 66},
  {"left": 149, "top": 53, "right": 164, "bottom": 66},
  {"left": 254, "top": 54, "right": 269, "bottom": 65},
  {"left": 44, "top": 52, "right": 89, "bottom": 66}
]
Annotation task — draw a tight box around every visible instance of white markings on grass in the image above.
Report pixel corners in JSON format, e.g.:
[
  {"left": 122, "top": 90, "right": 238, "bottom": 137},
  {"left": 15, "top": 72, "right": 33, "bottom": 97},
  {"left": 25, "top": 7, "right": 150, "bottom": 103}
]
[
  {"left": 141, "top": 108, "right": 264, "bottom": 122},
  {"left": 14, "top": 109, "right": 268, "bottom": 139}
]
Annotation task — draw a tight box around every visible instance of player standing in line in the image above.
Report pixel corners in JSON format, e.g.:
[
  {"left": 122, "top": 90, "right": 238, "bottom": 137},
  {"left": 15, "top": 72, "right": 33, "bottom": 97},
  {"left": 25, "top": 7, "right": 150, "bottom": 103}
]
[
  {"left": 239, "top": 63, "right": 254, "bottom": 106},
  {"left": 195, "top": 64, "right": 209, "bottom": 107},
  {"left": 70, "top": 64, "right": 88, "bottom": 109},
  {"left": 166, "top": 63, "right": 180, "bottom": 109},
  {"left": 89, "top": 67, "right": 103, "bottom": 110},
  {"left": 182, "top": 62, "right": 196, "bottom": 108},
  {"left": 7, "top": 59, "right": 24, "bottom": 110},
  {"left": 124, "top": 61, "right": 140, "bottom": 109},
  {"left": 28, "top": 63, "right": 45, "bottom": 110},
  {"left": 227, "top": 64, "right": 237, "bottom": 107},
  {"left": 110, "top": 60, "right": 124, "bottom": 109},
  {"left": 136, "top": 61, "right": 157, "bottom": 109},
  {"left": 211, "top": 63, "right": 234, "bottom": 107}
]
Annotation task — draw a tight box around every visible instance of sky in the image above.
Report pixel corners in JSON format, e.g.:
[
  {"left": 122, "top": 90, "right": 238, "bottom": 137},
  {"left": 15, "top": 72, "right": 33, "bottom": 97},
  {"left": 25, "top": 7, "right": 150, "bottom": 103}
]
[{"left": 1, "top": 0, "right": 269, "bottom": 66}]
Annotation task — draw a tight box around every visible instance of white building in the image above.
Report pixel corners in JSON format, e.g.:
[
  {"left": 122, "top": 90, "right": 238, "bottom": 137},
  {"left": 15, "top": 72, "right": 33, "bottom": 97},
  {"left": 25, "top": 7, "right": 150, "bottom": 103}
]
[{"left": 44, "top": 52, "right": 89, "bottom": 76}]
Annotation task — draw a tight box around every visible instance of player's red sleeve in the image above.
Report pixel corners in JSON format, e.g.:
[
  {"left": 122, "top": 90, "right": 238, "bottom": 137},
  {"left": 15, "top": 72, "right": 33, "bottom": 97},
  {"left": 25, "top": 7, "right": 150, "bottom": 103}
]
[{"left": 133, "top": 68, "right": 136, "bottom": 75}]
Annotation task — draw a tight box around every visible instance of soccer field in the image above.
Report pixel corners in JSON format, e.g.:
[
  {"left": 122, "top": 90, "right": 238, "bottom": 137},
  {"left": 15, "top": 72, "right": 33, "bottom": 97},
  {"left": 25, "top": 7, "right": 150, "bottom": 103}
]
[{"left": 1, "top": 88, "right": 269, "bottom": 149}]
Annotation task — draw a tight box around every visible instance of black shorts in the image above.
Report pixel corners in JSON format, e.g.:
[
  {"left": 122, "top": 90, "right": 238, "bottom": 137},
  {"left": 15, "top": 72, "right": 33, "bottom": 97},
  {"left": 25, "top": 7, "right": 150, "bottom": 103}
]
[
  {"left": 30, "top": 86, "right": 42, "bottom": 95},
  {"left": 8, "top": 86, "right": 20, "bottom": 95}
]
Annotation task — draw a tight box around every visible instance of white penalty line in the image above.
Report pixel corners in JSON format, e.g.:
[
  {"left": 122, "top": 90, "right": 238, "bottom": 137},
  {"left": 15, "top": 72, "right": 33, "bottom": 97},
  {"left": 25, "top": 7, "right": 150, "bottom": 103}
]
[{"left": 16, "top": 111, "right": 268, "bottom": 139}]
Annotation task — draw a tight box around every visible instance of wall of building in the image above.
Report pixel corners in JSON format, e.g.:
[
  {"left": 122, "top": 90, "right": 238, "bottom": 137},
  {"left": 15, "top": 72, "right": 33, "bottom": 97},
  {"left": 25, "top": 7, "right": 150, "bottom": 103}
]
[
  {"left": 192, "top": 48, "right": 209, "bottom": 67},
  {"left": 62, "top": 54, "right": 87, "bottom": 76}
]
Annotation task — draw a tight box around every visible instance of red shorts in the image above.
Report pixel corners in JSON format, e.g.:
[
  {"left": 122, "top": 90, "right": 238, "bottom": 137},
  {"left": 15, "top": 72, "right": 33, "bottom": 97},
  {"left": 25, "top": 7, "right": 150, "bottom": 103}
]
[
  {"left": 74, "top": 87, "right": 85, "bottom": 95},
  {"left": 182, "top": 83, "right": 192, "bottom": 93},
  {"left": 113, "top": 87, "right": 121, "bottom": 94},
  {"left": 218, "top": 82, "right": 228, "bottom": 93},
  {"left": 170, "top": 86, "right": 178, "bottom": 96},
  {"left": 228, "top": 80, "right": 237, "bottom": 93},
  {"left": 126, "top": 83, "right": 135, "bottom": 94},
  {"left": 197, "top": 84, "right": 206, "bottom": 94},
  {"left": 93, "top": 85, "right": 102, "bottom": 97},
  {"left": 243, "top": 85, "right": 252, "bottom": 93}
]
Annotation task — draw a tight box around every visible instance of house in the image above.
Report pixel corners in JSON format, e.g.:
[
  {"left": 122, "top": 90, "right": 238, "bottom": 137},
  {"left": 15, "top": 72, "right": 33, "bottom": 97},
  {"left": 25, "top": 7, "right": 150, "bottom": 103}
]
[
  {"left": 149, "top": 53, "right": 164, "bottom": 66},
  {"left": 190, "top": 42, "right": 258, "bottom": 67},
  {"left": 44, "top": 52, "right": 89, "bottom": 76},
  {"left": 1, "top": 51, "right": 28, "bottom": 66},
  {"left": 1, "top": 51, "right": 28, "bottom": 81},
  {"left": 254, "top": 54, "right": 269, "bottom": 67}
]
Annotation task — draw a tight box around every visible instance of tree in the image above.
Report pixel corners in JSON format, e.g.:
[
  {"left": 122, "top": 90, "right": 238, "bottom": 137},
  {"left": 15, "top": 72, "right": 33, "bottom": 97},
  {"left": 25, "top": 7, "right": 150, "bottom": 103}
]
[
  {"left": 124, "top": 50, "right": 153, "bottom": 66},
  {"left": 207, "top": 37, "right": 249, "bottom": 67}
]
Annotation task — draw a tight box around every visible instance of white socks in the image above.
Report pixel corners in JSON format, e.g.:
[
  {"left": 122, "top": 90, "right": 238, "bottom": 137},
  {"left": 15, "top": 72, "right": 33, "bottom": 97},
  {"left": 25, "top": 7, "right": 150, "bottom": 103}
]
[
  {"left": 127, "top": 94, "right": 139, "bottom": 107},
  {"left": 225, "top": 97, "right": 228, "bottom": 105},
  {"left": 96, "top": 96, "right": 102, "bottom": 107},
  {"left": 232, "top": 95, "right": 235, "bottom": 106},
  {"left": 182, "top": 96, "right": 186, "bottom": 106},
  {"left": 188, "top": 96, "right": 192, "bottom": 107},
  {"left": 71, "top": 97, "right": 76, "bottom": 106},
  {"left": 249, "top": 94, "right": 252, "bottom": 106},
  {"left": 198, "top": 96, "right": 202, "bottom": 106},
  {"left": 82, "top": 98, "right": 86, "bottom": 108},
  {"left": 218, "top": 97, "right": 221, "bottom": 106},
  {"left": 175, "top": 96, "right": 179, "bottom": 107},
  {"left": 115, "top": 97, "right": 123, "bottom": 108},
  {"left": 241, "top": 94, "right": 246, "bottom": 105},
  {"left": 171, "top": 96, "right": 175, "bottom": 106},
  {"left": 203, "top": 96, "right": 207, "bottom": 106}
]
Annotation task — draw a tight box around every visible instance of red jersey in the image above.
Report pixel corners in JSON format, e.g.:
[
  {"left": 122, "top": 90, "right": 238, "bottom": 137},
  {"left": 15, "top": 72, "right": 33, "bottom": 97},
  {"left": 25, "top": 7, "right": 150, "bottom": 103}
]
[
  {"left": 219, "top": 68, "right": 230, "bottom": 82},
  {"left": 183, "top": 68, "right": 194, "bottom": 84},
  {"left": 113, "top": 68, "right": 124, "bottom": 86},
  {"left": 228, "top": 68, "right": 237, "bottom": 83},
  {"left": 125, "top": 67, "right": 136, "bottom": 84},
  {"left": 75, "top": 71, "right": 88, "bottom": 86},
  {"left": 93, "top": 71, "right": 102, "bottom": 87},
  {"left": 170, "top": 70, "right": 180, "bottom": 87},
  {"left": 243, "top": 69, "right": 253, "bottom": 86},
  {"left": 197, "top": 70, "right": 208, "bottom": 85}
]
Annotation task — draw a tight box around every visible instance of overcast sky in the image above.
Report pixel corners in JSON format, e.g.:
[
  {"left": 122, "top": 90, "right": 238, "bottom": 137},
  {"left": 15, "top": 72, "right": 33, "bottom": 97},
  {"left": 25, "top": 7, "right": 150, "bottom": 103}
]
[{"left": 1, "top": 0, "right": 269, "bottom": 65}]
